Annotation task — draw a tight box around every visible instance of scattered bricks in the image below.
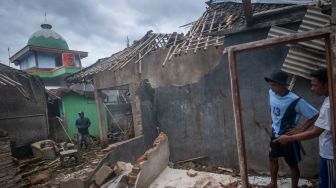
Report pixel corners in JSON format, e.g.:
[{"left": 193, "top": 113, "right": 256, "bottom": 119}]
[
  {"left": 94, "top": 165, "right": 114, "bottom": 186},
  {"left": 127, "top": 174, "right": 138, "bottom": 185},
  {"left": 131, "top": 166, "right": 141, "bottom": 174},
  {"left": 187, "top": 169, "right": 198, "bottom": 177}
]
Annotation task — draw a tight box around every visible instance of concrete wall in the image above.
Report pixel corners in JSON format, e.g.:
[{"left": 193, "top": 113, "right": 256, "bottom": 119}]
[
  {"left": 89, "top": 136, "right": 148, "bottom": 179},
  {"left": 0, "top": 76, "right": 48, "bottom": 150},
  {"left": 93, "top": 27, "right": 321, "bottom": 176},
  {"left": 135, "top": 133, "right": 169, "bottom": 188}
]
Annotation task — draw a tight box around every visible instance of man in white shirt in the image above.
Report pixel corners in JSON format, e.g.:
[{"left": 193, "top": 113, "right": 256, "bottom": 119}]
[{"left": 277, "top": 68, "right": 335, "bottom": 188}]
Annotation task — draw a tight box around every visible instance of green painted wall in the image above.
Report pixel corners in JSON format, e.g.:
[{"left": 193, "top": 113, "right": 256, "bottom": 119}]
[{"left": 61, "top": 92, "right": 99, "bottom": 138}]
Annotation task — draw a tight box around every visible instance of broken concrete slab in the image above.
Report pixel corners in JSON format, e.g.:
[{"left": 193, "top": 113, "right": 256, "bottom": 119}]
[
  {"left": 94, "top": 165, "right": 114, "bottom": 186},
  {"left": 86, "top": 135, "right": 147, "bottom": 183},
  {"left": 135, "top": 132, "right": 169, "bottom": 188}
]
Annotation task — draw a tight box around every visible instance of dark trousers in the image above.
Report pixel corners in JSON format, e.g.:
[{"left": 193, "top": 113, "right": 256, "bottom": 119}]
[{"left": 78, "top": 133, "right": 90, "bottom": 148}]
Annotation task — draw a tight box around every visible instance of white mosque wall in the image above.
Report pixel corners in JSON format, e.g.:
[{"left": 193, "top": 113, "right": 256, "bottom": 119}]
[{"left": 20, "top": 53, "right": 35, "bottom": 70}]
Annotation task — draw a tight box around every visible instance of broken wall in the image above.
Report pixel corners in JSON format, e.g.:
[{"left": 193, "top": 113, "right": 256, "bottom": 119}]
[
  {"left": 87, "top": 136, "right": 148, "bottom": 183},
  {"left": 94, "top": 25, "right": 321, "bottom": 176},
  {"left": 0, "top": 76, "right": 48, "bottom": 153}
]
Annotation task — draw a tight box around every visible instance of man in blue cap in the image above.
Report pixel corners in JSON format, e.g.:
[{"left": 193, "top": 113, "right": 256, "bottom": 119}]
[
  {"left": 265, "top": 71, "right": 318, "bottom": 188},
  {"left": 75, "top": 111, "right": 91, "bottom": 149}
]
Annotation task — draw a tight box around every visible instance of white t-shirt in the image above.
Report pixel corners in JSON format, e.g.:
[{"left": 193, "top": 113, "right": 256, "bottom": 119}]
[{"left": 315, "top": 96, "right": 334, "bottom": 159}]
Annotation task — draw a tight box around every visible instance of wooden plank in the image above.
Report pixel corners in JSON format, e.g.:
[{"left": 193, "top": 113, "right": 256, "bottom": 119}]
[
  {"left": 227, "top": 49, "right": 249, "bottom": 188},
  {"left": 223, "top": 29, "right": 330, "bottom": 54}
]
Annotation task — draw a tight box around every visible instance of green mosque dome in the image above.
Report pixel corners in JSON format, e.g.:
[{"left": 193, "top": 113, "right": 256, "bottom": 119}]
[{"left": 27, "top": 23, "right": 69, "bottom": 50}]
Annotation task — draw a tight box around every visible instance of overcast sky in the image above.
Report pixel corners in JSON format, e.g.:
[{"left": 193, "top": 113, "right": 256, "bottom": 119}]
[{"left": 0, "top": 0, "right": 206, "bottom": 67}]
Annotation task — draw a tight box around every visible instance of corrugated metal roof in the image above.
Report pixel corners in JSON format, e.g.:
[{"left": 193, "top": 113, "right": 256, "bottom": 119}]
[{"left": 267, "top": 7, "right": 330, "bottom": 80}]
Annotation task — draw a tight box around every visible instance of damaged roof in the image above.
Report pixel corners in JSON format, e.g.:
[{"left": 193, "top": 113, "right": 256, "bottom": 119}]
[
  {"left": 66, "top": 31, "right": 183, "bottom": 83},
  {"left": 66, "top": 1, "right": 308, "bottom": 84},
  {"left": 0, "top": 63, "right": 43, "bottom": 99}
]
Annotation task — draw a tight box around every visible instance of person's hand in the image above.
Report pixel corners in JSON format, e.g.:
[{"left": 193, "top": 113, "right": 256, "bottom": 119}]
[
  {"left": 274, "top": 135, "right": 292, "bottom": 144},
  {"left": 287, "top": 127, "right": 303, "bottom": 135}
]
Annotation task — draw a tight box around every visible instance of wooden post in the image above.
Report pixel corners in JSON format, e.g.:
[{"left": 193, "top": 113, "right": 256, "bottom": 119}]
[
  {"left": 227, "top": 49, "right": 249, "bottom": 188},
  {"left": 325, "top": 32, "right": 336, "bottom": 174},
  {"left": 94, "top": 89, "right": 108, "bottom": 148},
  {"left": 242, "top": 0, "right": 253, "bottom": 26}
]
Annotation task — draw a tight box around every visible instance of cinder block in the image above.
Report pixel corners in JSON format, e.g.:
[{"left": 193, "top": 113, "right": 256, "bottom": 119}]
[{"left": 94, "top": 165, "right": 114, "bottom": 186}]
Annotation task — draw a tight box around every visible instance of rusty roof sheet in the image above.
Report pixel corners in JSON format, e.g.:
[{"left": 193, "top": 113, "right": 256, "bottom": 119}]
[{"left": 267, "top": 7, "right": 330, "bottom": 79}]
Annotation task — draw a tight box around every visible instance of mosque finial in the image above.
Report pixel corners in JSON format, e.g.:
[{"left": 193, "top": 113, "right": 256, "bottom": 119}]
[{"left": 41, "top": 12, "right": 52, "bottom": 29}]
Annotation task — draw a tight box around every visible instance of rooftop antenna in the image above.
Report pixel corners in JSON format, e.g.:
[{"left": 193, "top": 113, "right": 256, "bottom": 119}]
[
  {"left": 44, "top": 12, "right": 47, "bottom": 22},
  {"left": 7, "top": 47, "right": 10, "bottom": 67},
  {"left": 126, "top": 36, "right": 130, "bottom": 48}
]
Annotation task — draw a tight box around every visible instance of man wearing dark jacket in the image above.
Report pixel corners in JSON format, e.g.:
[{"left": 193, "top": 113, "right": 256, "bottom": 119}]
[{"left": 75, "top": 111, "right": 91, "bottom": 149}]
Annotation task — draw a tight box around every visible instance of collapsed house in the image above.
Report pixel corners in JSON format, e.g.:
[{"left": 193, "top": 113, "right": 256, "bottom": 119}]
[
  {"left": 0, "top": 63, "right": 48, "bottom": 157},
  {"left": 65, "top": 1, "right": 335, "bottom": 186}
]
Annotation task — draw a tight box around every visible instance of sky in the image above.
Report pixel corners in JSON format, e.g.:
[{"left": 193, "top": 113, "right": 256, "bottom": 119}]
[{"left": 0, "top": 0, "right": 207, "bottom": 67}]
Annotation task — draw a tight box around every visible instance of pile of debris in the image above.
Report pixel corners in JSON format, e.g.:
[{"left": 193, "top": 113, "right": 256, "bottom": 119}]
[
  {"left": 0, "top": 129, "right": 20, "bottom": 188},
  {"left": 14, "top": 139, "right": 105, "bottom": 187}
]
